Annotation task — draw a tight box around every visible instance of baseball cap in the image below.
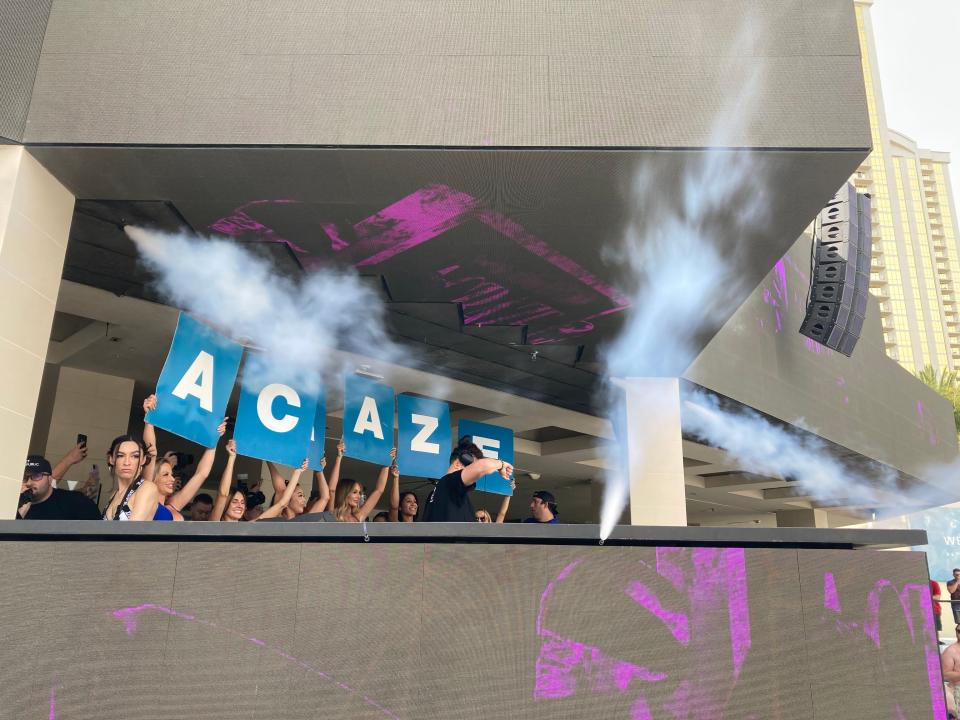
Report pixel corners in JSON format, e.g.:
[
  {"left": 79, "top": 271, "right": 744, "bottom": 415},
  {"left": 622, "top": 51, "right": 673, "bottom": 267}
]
[
  {"left": 24, "top": 455, "right": 52, "bottom": 476},
  {"left": 532, "top": 490, "right": 557, "bottom": 507}
]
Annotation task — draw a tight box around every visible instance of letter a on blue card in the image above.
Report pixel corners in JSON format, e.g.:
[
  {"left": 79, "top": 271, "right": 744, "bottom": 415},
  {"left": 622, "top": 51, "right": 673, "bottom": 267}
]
[
  {"left": 234, "top": 353, "right": 318, "bottom": 468},
  {"left": 148, "top": 313, "right": 243, "bottom": 448},
  {"left": 397, "top": 395, "right": 450, "bottom": 479},
  {"left": 458, "top": 419, "right": 514, "bottom": 496},
  {"left": 343, "top": 375, "right": 394, "bottom": 466}
]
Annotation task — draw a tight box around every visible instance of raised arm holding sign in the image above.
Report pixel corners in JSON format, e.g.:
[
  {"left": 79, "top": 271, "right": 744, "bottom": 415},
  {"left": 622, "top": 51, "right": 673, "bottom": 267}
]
[
  {"left": 148, "top": 314, "right": 243, "bottom": 448},
  {"left": 457, "top": 420, "right": 515, "bottom": 496},
  {"left": 342, "top": 376, "right": 394, "bottom": 466}
]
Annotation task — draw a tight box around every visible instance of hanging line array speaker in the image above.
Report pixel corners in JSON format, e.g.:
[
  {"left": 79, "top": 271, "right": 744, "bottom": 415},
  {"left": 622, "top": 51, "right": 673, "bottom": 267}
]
[{"left": 799, "top": 183, "right": 872, "bottom": 356}]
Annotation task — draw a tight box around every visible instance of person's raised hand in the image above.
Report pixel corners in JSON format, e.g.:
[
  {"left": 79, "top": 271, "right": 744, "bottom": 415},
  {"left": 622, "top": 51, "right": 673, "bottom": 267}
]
[
  {"left": 298, "top": 458, "right": 309, "bottom": 473},
  {"left": 65, "top": 441, "right": 88, "bottom": 465},
  {"left": 510, "top": 478, "right": 517, "bottom": 492},
  {"left": 391, "top": 463, "right": 400, "bottom": 480},
  {"left": 320, "top": 456, "right": 327, "bottom": 470},
  {"left": 499, "top": 461, "right": 514, "bottom": 480},
  {"left": 226, "top": 439, "right": 237, "bottom": 457},
  {"left": 143, "top": 394, "right": 157, "bottom": 415},
  {"left": 337, "top": 438, "right": 346, "bottom": 457},
  {"left": 217, "top": 417, "right": 228, "bottom": 437}
]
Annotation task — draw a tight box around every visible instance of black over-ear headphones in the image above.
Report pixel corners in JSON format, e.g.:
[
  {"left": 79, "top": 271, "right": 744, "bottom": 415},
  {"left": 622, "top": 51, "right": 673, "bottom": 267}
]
[{"left": 457, "top": 437, "right": 476, "bottom": 467}]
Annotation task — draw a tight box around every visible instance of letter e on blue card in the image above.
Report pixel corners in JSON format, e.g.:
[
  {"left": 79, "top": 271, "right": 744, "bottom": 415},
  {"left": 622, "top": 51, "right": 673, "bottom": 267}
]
[
  {"left": 148, "top": 313, "right": 243, "bottom": 448},
  {"left": 343, "top": 376, "right": 394, "bottom": 466},
  {"left": 458, "top": 419, "right": 514, "bottom": 496},
  {"left": 397, "top": 395, "right": 450, "bottom": 479}
]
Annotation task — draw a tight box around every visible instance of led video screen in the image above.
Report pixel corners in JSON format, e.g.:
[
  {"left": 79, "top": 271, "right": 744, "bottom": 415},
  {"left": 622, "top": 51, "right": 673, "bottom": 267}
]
[{"left": 0, "top": 542, "right": 943, "bottom": 719}]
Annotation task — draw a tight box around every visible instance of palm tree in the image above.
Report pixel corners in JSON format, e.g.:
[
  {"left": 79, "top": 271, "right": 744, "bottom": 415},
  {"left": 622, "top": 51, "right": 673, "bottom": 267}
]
[{"left": 915, "top": 364, "right": 960, "bottom": 434}]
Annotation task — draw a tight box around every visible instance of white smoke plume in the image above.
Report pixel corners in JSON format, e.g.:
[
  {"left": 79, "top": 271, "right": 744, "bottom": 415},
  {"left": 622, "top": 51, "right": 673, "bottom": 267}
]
[
  {"left": 597, "top": 9, "right": 957, "bottom": 535},
  {"left": 597, "top": 29, "right": 770, "bottom": 538},
  {"left": 126, "top": 226, "right": 408, "bottom": 395}
]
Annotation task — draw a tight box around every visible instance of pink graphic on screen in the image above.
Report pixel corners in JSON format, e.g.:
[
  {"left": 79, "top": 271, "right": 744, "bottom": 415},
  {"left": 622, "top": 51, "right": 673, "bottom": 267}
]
[
  {"left": 532, "top": 551, "right": 945, "bottom": 719},
  {"left": 208, "top": 185, "right": 631, "bottom": 346},
  {"left": 534, "top": 548, "right": 753, "bottom": 717}
]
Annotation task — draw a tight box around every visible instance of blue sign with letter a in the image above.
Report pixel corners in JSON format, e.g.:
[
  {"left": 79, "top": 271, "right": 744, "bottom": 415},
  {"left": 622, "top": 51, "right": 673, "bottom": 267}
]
[
  {"left": 458, "top": 419, "right": 514, "bottom": 496},
  {"left": 148, "top": 313, "right": 243, "bottom": 448},
  {"left": 234, "top": 354, "right": 318, "bottom": 467},
  {"left": 343, "top": 376, "right": 394, "bottom": 466},
  {"left": 397, "top": 395, "right": 450, "bottom": 479},
  {"left": 307, "top": 390, "right": 327, "bottom": 471}
]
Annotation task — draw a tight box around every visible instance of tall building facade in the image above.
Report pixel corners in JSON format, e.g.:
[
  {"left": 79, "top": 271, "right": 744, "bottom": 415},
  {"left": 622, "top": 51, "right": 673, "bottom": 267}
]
[{"left": 854, "top": 0, "right": 960, "bottom": 371}]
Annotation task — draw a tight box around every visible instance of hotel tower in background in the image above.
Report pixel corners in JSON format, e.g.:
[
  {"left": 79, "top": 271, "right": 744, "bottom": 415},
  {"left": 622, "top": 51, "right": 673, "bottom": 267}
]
[{"left": 854, "top": 0, "right": 960, "bottom": 372}]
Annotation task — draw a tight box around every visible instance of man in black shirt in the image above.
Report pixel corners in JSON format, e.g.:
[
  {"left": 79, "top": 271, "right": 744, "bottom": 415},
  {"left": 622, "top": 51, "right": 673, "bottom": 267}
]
[
  {"left": 422, "top": 437, "right": 514, "bottom": 522},
  {"left": 17, "top": 455, "right": 101, "bottom": 520}
]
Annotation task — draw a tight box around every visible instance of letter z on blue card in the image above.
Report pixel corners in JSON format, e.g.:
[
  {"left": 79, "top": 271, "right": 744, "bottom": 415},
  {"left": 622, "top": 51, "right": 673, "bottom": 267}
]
[{"left": 397, "top": 395, "right": 450, "bottom": 479}]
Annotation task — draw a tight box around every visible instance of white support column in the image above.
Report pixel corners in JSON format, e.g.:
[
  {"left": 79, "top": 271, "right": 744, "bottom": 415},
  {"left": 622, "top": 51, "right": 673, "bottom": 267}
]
[
  {"left": 623, "top": 377, "right": 687, "bottom": 526},
  {"left": 0, "top": 147, "right": 75, "bottom": 517}
]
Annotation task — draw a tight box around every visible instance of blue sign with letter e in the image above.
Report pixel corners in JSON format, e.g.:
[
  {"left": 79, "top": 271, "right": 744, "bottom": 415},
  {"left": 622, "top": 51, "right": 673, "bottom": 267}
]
[
  {"left": 343, "top": 376, "right": 394, "bottom": 466},
  {"left": 234, "top": 354, "right": 319, "bottom": 467},
  {"left": 397, "top": 395, "right": 451, "bottom": 479},
  {"left": 148, "top": 313, "right": 243, "bottom": 448},
  {"left": 457, "top": 419, "right": 514, "bottom": 496},
  {"left": 307, "top": 389, "right": 327, "bottom": 471}
]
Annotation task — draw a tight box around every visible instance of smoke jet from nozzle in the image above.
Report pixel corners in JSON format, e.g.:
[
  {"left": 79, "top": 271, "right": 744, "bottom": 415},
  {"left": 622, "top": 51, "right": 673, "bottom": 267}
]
[
  {"left": 126, "top": 226, "right": 407, "bottom": 394},
  {"left": 597, "top": 46, "right": 768, "bottom": 539}
]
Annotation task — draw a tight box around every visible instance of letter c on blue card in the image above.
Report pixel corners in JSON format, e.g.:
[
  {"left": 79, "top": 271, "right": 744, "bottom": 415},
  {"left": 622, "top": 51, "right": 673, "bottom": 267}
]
[
  {"left": 234, "top": 354, "right": 318, "bottom": 467},
  {"left": 343, "top": 376, "right": 394, "bottom": 466},
  {"left": 398, "top": 395, "right": 451, "bottom": 479},
  {"left": 147, "top": 313, "right": 243, "bottom": 448}
]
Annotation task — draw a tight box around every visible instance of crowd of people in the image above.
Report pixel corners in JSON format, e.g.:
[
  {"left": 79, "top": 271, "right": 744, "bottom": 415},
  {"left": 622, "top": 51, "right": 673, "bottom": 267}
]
[{"left": 17, "top": 395, "right": 562, "bottom": 526}]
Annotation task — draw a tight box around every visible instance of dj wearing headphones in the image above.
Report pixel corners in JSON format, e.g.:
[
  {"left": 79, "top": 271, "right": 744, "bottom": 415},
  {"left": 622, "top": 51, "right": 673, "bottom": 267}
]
[
  {"left": 525, "top": 490, "right": 559, "bottom": 524},
  {"left": 422, "top": 436, "right": 514, "bottom": 522}
]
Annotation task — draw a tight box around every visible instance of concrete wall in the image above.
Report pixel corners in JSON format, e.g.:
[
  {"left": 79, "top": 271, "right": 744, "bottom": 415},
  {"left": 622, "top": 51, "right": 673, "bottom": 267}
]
[
  {"left": 0, "top": 0, "right": 52, "bottom": 141},
  {"left": 18, "top": 0, "right": 868, "bottom": 147},
  {"left": 686, "top": 231, "right": 959, "bottom": 480},
  {"left": 44, "top": 366, "right": 134, "bottom": 497},
  {"left": 0, "top": 146, "right": 74, "bottom": 515}
]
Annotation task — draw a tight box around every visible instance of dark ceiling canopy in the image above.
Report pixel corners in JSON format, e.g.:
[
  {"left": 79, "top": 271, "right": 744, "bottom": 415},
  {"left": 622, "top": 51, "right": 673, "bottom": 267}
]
[{"left": 32, "top": 144, "right": 864, "bottom": 412}]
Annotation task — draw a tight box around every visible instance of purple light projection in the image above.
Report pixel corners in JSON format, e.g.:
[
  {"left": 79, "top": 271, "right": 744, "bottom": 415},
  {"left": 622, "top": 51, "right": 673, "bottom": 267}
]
[
  {"left": 111, "top": 603, "right": 402, "bottom": 720},
  {"left": 207, "top": 185, "right": 631, "bottom": 346},
  {"left": 535, "top": 548, "right": 752, "bottom": 718},
  {"left": 917, "top": 401, "right": 940, "bottom": 447},
  {"left": 822, "top": 573, "right": 946, "bottom": 720},
  {"left": 534, "top": 551, "right": 945, "bottom": 719}
]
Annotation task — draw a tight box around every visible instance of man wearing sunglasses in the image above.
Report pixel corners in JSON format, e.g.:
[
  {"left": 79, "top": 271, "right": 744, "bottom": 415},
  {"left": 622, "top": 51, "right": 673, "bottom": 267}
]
[{"left": 18, "top": 454, "right": 101, "bottom": 520}]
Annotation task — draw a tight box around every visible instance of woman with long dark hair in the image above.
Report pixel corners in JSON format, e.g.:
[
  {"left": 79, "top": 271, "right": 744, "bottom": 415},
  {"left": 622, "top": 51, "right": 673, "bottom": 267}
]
[
  {"left": 212, "top": 439, "right": 305, "bottom": 522},
  {"left": 388, "top": 464, "right": 417, "bottom": 522},
  {"left": 102, "top": 435, "right": 159, "bottom": 521}
]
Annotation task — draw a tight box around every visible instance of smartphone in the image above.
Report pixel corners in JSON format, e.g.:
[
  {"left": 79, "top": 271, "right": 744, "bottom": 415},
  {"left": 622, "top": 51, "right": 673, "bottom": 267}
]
[{"left": 77, "top": 433, "right": 88, "bottom": 447}]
